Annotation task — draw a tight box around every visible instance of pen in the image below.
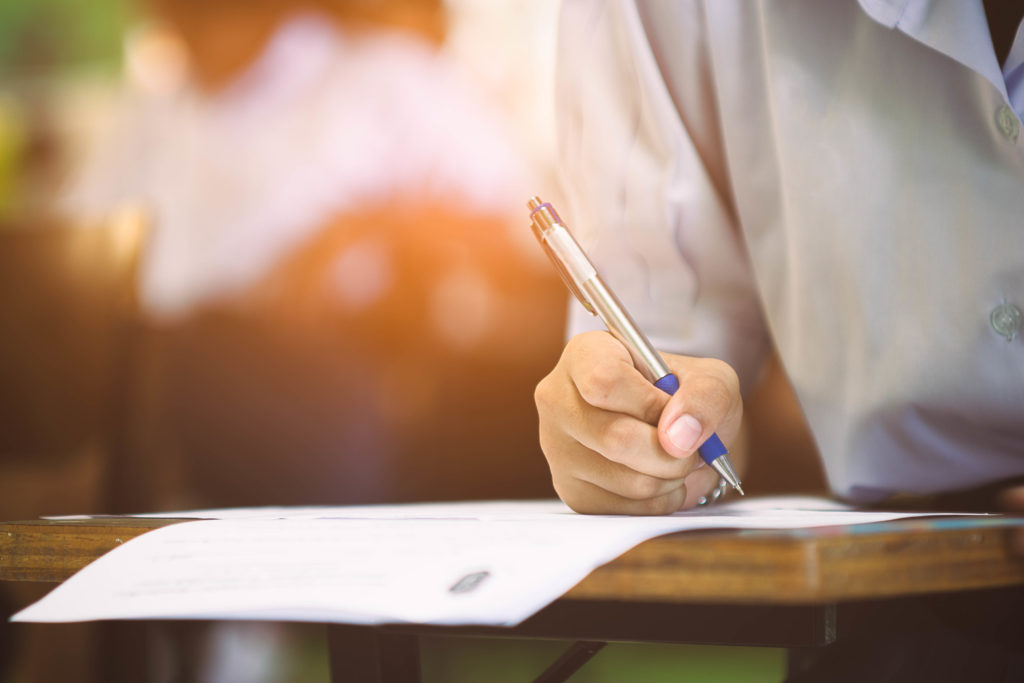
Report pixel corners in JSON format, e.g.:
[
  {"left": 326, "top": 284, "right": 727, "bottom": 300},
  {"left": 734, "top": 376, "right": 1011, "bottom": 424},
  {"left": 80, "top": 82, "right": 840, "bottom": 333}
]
[{"left": 528, "top": 197, "right": 744, "bottom": 495}]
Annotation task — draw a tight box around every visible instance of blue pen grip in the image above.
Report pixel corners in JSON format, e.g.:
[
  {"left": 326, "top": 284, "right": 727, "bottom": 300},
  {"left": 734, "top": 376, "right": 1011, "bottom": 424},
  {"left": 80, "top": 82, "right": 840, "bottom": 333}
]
[{"left": 654, "top": 373, "right": 729, "bottom": 465}]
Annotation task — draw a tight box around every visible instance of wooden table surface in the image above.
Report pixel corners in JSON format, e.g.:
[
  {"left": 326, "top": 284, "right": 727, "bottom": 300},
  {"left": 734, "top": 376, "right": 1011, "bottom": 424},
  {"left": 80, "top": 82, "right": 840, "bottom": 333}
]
[{"left": 4, "top": 515, "right": 1024, "bottom": 605}]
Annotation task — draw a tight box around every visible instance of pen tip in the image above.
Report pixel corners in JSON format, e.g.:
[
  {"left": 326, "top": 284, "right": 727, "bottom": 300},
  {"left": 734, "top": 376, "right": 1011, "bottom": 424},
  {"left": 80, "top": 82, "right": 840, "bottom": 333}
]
[{"left": 736, "top": 486, "right": 745, "bottom": 496}]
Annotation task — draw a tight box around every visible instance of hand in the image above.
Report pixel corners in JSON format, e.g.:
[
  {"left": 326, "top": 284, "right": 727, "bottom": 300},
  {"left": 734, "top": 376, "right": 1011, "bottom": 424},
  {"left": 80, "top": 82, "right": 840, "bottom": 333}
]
[{"left": 535, "top": 330, "right": 744, "bottom": 515}]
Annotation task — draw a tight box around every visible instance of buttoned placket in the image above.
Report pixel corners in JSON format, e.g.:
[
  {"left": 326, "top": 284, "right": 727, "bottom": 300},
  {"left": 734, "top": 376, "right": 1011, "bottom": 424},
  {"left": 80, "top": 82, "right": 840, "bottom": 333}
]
[
  {"left": 992, "top": 15, "right": 1024, "bottom": 343},
  {"left": 856, "top": 1, "right": 1024, "bottom": 345}
]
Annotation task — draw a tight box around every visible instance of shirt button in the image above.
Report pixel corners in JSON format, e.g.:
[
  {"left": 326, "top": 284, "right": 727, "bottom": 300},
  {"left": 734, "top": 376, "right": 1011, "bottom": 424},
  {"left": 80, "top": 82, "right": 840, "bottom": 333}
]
[
  {"left": 995, "top": 104, "right": 1020, "bottom": 142},
  {"left": 991, "top": 303, "right": 1022, "bottom": 340}
]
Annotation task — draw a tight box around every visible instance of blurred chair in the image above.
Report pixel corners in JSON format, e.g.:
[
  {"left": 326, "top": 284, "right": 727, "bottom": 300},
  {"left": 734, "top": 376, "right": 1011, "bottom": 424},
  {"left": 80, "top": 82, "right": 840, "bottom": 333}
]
[
  {"left": 0, "top": 206, "right": 148, "bottom": 511},
  {"left": 0, "top": 207, "right": 147, "bottom": 683}
]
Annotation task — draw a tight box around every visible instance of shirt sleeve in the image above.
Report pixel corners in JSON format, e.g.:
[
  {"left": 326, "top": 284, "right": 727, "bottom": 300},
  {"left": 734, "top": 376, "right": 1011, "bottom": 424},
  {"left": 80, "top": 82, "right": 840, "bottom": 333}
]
[{"left": 555, "top": 0, "right": 769, "bottom": 395}]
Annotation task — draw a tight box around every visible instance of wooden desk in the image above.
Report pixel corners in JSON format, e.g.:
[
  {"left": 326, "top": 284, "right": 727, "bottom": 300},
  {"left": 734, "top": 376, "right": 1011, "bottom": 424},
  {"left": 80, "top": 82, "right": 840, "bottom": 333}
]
[{"left": 4, "top": 516, "right": 1024, "bottom": 682}]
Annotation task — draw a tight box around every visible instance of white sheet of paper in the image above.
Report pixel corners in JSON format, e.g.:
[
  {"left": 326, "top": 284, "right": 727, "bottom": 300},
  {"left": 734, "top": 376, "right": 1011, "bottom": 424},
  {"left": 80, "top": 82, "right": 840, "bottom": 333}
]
[{"left": 14, "top": 497, "right": 977, "bottom": 627}]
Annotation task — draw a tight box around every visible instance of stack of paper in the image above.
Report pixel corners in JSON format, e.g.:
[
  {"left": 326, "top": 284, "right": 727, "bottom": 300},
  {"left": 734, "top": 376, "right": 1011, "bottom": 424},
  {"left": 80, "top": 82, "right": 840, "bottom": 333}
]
[{"left": 13, "top": 497, "right": 966, "bottom": 626}]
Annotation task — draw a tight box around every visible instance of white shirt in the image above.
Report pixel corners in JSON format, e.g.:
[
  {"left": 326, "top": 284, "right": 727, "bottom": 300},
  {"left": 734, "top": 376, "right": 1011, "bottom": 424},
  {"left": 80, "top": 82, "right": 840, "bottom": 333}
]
[
  {"left": 558, "top": 0, "right": 1024, "bottom": 501},
  {"left": 67, "top": 15, "right": 529, "bottom": 317}
]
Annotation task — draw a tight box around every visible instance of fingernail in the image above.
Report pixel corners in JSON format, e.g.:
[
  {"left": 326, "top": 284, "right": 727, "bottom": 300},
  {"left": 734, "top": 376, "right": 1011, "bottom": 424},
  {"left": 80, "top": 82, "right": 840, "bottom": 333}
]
[{"left": 667, "top": 414, "right": 703, "bottom": 453}]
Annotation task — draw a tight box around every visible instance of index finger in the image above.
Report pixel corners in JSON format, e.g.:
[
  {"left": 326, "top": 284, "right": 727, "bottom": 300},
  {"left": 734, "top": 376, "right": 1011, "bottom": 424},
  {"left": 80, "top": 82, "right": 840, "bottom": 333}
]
[{"left": 564, "top": 331, "right": 668, "bottom": 425}]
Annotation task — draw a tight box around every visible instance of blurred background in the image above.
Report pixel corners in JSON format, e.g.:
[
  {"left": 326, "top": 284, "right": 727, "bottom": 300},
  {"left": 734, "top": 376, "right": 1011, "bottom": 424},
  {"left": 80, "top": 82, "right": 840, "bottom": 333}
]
[
  {"left": 0, "top": 0, "right": 819, "bottom": 680},
  {"left": 0, "top": 0, "right": 567, "bottom": 514}
]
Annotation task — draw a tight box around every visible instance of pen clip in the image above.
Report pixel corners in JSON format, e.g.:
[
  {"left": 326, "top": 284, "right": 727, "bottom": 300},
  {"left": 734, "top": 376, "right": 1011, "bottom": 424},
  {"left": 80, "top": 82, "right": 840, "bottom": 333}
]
[
  {"left": 529, "top": 203, "right": 596, "bottom": 316},
  {"left": 536, "top": 235, "right": 596, "bottom": 315}
]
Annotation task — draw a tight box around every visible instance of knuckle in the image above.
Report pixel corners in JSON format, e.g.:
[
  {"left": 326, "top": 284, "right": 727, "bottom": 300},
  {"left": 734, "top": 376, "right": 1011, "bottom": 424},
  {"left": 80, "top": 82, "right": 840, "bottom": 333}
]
[
  {"left": 691, "top": 368, "right": 737, "bottom": 414},
  {"left": 703, "top": 359, "right": 740, "bottom": 395},
  {"left": 534, "top": 374, "right": 554, "bottom": 412},
  {"left": 706, "top": 375, "right": 734, "bottom": 410},
  {"left": 564, "top": 331, "right": 589, "bottom": 353},
  {"left": 704, "top": 356, "right": 738, "bottom": 380},
  {"left": 574, "top": 358, "right": 621, "bottom": 407},
  {"left": 564, "top": 330, "right": 602, "bottom": 364},
  {"left": 568, "top": 329, "right": 606, "bottom": 351},
  {"left": 597, "top": 417, "right": 634, "bottom": 455},
  {"left": 623, "top": 473, "right": 666, "bottom": 501}
]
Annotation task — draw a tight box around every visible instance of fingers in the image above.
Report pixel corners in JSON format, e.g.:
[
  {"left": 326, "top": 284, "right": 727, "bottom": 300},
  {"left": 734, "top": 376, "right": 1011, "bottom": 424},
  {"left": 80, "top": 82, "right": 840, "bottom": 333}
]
[
  {"left": 658, "top": 357, "right": 743, "bottom": 460},
  {"left": 536, "top": 331, "right": 743, "bottom": 515},
  {"left": 543, "top": 437, "right": 687, "bottom": 511},
  {"left": 555, "top": 384, "right": 700, "bottom": 479},
  {"left": 553, "top": 473, "right": 688, "bottom": 516},
  {"left": 545, "top": 443, "right": 725, "bottom": 516},
  {"left": 563, "top": 331, "right": 668, "bottom": 424}
]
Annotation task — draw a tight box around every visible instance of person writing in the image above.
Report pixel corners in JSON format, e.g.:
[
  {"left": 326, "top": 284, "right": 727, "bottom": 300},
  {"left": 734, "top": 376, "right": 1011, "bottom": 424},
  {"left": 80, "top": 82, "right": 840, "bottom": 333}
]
[
  {"left": 536, "top": 1, "right": 1024, "bottom": 677},
  {"left": 537, "top": 0, "right": 1024, "bottom": 517}
]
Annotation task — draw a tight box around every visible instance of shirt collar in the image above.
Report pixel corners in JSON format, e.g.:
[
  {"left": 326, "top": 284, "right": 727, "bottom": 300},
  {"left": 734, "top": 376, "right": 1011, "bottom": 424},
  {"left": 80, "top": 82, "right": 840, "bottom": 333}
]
[
  {"left": 1002, "top": 18, "right": 1024, "bottom": 111},
  {"left": 857, "top": 0, "right": 1009, "bottom": 100}
]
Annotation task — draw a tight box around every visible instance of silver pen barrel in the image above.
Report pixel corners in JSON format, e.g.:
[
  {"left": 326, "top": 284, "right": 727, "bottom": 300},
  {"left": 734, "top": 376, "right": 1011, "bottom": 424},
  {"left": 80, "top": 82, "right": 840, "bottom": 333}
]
[
  {"left": 528, "top": 197, "right": 671, "bottom": 382},
  {"left": 580, "top": 277, "right": 670, "bottom": 383}
]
